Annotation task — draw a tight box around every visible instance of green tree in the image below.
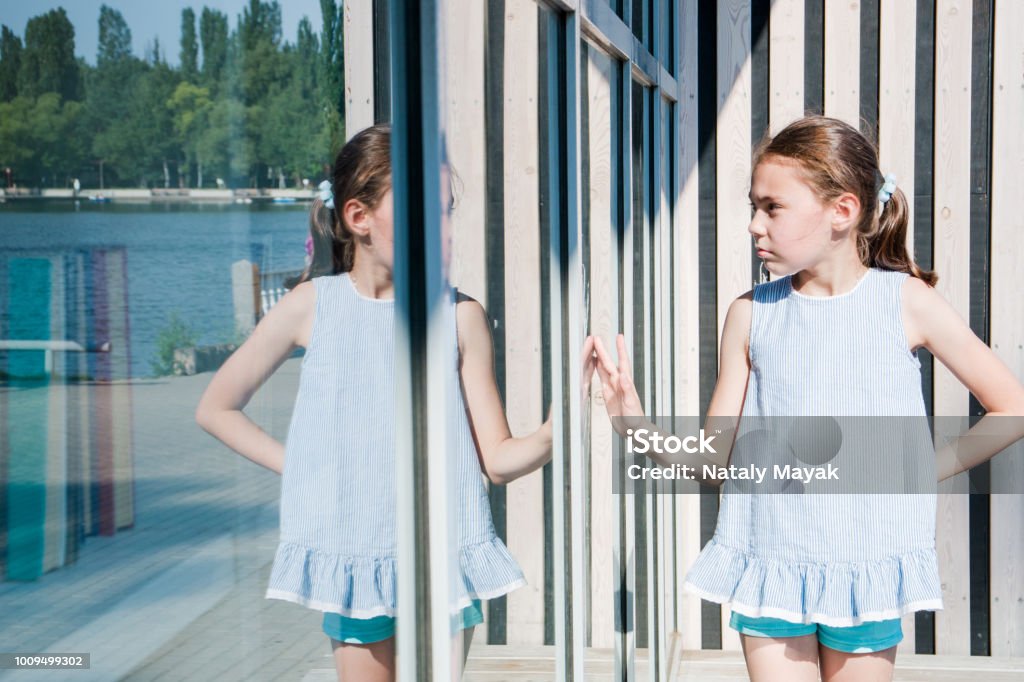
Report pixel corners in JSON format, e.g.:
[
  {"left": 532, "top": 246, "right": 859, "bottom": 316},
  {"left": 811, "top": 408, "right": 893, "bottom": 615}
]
[
  {"left": 0, "top": 25, "right": 22, "bottom": 101},
  {"left": 180, "top": 8, "right": 197, "bottom": 82},
  {"left": 319, "top": 0, "right": 343, "bottom": 116},
  {"left": 199, "top": 8, "right": 228, "bottom": 93},
  {"left": 97, "top": 4, "right": 131, "bottom": 66},
  {"left": 180, "top": 8, "right": 198, "bottom": 83},
  {"left": 168, "top": 81, "right": 212, "bottom": 187},
  {"left": 0, "top": 93, "right": 86, "bottom": 186},
  {"left": 134, "top": 56, "right": 181, "bottom": 186},
  {"left": 89, "top": 6, "right": 142, "bottom": 186},
  {"left": 17, "top": 9, "right": 79, "bottom": 100},
  {"left": 0, "top": 97, "right": 33, "bottom": 173}
]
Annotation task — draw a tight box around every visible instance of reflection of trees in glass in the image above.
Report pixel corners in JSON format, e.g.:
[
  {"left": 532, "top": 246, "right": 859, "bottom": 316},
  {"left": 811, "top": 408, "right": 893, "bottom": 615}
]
[{"left": 0, "top": 1, "right": 345, "bottom": 190}]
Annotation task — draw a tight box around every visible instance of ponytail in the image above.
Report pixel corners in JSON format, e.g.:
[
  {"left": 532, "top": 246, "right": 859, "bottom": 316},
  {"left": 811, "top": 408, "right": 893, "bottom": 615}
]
[
  {"left": 858, "top": 185, "right": 937, "bottom": 286},
  {"left": 285, "top": 198, "right": 355, "bottom": 289},
  {"left": 284, "top": 124, "right": 392, "bottom": 290}
]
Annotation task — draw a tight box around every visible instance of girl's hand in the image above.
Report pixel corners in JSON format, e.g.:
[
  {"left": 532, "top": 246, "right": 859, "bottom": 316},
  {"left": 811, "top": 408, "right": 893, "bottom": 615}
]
[{"left": 591, "top": 334, "right": 645, "bottom": 436}]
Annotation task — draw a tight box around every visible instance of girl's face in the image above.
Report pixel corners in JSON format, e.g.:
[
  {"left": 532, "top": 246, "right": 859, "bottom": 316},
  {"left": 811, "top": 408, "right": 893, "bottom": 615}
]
[
  {"left": 362, "top": 180, "right": 454, "bottom": 280},
  {"left": 368, "top": 187, "right": 395, "bottom": 271},
  {"left": 747, "top": 158, "right": 844, "bottom": 277}
]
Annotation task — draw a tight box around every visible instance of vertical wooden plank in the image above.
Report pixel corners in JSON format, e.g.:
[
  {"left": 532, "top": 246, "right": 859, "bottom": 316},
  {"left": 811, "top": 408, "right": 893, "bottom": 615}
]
[
  {"left": 343, "top": 0, "right": 375, "bottom": 138},
  {"left": 560, "top": 12, "right": 588, "bottom": 677},
  {"left": 618, "top": 54, "right": 638, "bottom": 682},
  {"left": 44, "top": 255, "right": 67, "bottom": 571},
  {"left": 931, "top": 0, "right": 973, "bottom": 657},
  {"left": 656, "top": 96, "right": 673, "bottom": 681},
  {"left": 804, "top": 0, "right": 825, "bottom": 115},
  {"left": 859, "top": 0, "right": 880, "bottom": 135},
  {"left": 966, "top": 0, "right": 994, "bottom": 656},
  {"left": 696, "top": 0, "right": 722, "bottom": 651},
  {"left": 586, "top": 44, "right": 617, "bottom": 651},
  {"left": 502, "top": 0, "right": 545, "bottom": 647},
  {"left": 988, "top": 0, "right": 1024, "bottom": 657},
  {"left": 107, "top": 250, "right": 134, "bottom": 532},
  {"left": 823, "top": 0, "right": 860, "bottom": 126},
  {"left": 483, "top": 0, "right": 509, "bottom": 646},
  {"left": 445, "top": 0, "right": 489, "bottom": 641},
  {"left": 878, "top": 0, "right": 917, "bottom": 268},
  {"left": 769, "top": 0, "right": 805, "bottom": 134},
  {"left": 676, "top": 0, "right": 703, "bottom": 653},
  {"left": 445, "top": 0, "right": 487, "bottom": 302},
  {"left": 878, "top": 0, "right": 920, "bottom": 651},
  {"left": 716, "top": 0, "right": 751, "bottom": 651}
]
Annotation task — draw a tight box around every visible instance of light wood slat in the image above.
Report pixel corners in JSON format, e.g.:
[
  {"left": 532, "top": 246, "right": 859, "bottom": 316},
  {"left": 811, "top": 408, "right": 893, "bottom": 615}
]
[
  {"left": 502, "top": 0, "right": 545, "bottom": 646},
  {"left": 656, "top": 98, "right": 674, "bottom": 677},
  {"left": 675, "top": 0, "right": 704, "bottom": 653},
  {"left": 586, "top": 43, "right": 617, "bottom": 650},
  {"left": 343, "top": 0, "right": 374, "bottom": 138},
  {"left": 878, "top": 0, "right": 920, "bottom": 652},
  {"left": 988, "top": 0, "right": 1024, "bottom": 657},
  {"left": 823, "top": 0, "right": 860, "bottom": 126},
  {"left": 768, "top": 0, "right": 804, "bottom": 134},
  {"left": 445, "top": 0, "right": 487, "bottom": 303},
  {"left": 878, "top": 0, "right": 917, "bottom": 259},
  {"left": 931, "top": 0, "right": 973, "bottom": 656},
  {"left": 445, "top": 0, "right": 489, "bottom": 638},
  {"left": 716, "top": 0, "right": 752, "bottom": 651}
]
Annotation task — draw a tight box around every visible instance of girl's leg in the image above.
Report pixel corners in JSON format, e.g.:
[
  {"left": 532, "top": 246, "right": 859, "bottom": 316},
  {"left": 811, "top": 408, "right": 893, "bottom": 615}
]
[
  {"left": 331, "top": 637, "right": 395, "bottom": 682},
  {"left": 740, "top": 633, "right": 821, "bottom": 682},
  {"left": 817, "top": 643, "right": 896, "bottom": 682}
]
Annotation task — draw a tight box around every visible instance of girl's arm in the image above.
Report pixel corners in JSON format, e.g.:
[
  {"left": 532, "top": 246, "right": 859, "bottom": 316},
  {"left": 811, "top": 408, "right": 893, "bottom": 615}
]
[
  {"left": 195, "top": 281, "right": 315, "bottom": 475},
  {"left": 456, "top": 296, "right": 553, "bottom": 486},
  {"left": 903, "top": 277, "right": 1024, "bottom": 482},
  {"left": 589, "top": 291, "right": 753, "bottom": 485}
]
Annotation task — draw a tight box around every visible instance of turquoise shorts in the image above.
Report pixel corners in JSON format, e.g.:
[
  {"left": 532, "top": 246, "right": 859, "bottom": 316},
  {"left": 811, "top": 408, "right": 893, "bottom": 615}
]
[
  {"left": 322, "top": 600, "right": 484, "bottom": 645},
  {"left": 729, "top": 612, "right": 903, "bottom": 653}
]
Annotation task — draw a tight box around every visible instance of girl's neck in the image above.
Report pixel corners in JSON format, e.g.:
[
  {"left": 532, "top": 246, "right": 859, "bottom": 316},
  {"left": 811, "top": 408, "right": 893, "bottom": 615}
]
[
  {"left": 791, "top": 257, "right": 870, "bottom": 297},
  {"left": 348, "top": 262, "right": 394, "bottom": 300}
]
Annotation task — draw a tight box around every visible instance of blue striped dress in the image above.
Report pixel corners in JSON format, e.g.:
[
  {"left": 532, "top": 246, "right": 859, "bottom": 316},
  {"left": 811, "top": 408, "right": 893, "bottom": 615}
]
[
  {"left": 683, "top": 268, "right": 945, "bottom": 626},
  {"left": 265, "top": 272, "right": 526, "bottom": 618}
]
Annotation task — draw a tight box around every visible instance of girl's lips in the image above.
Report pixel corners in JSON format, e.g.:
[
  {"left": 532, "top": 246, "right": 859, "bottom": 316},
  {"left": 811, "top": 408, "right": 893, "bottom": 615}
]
[{"left": 756, "top": 249, "right": 771, "bottom": 258}]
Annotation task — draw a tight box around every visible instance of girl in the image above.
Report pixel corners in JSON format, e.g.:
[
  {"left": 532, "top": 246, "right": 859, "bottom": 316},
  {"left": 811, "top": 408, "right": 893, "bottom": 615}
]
[
  {"left": 588, "top": 115, "right": 1024, "bottom": 681},
  {"left": 196, "top": 124, "right": 553, "bottom": 682}
]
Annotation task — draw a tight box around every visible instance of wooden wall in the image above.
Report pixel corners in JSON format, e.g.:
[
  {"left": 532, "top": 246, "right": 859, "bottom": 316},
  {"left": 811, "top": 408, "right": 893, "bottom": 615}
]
[{"left": 357, "top": 0, "right": 1024, "bottom": 660}]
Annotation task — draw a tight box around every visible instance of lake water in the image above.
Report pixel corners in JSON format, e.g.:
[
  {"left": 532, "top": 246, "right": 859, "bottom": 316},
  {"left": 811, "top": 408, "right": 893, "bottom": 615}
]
[{"left": 0, "top": 201, "right": 309, "bottom": 379}]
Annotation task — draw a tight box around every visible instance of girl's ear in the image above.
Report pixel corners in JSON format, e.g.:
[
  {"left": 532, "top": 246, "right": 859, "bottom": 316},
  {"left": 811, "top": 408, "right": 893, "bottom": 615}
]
[
  {"left": 342, "top": 198, "right": 371, "bottom": 237},
  {"left": 831, "top": 191, "right": 861, "bottom": 231}
]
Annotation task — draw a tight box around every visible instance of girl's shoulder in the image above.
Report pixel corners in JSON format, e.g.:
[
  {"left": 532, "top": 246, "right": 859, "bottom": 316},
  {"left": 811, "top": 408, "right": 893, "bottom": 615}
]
[
  {"left": 455, "top": 290, "right": 489, "bottom": 355},
  {"left": 751, "top": 275, "right": 792, "bottom": 304}
]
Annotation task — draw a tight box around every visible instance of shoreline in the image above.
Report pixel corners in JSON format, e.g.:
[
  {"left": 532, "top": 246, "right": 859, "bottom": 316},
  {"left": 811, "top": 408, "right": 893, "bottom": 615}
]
[{"left": 0, "top": 188, "right": 316, "bottom": 203}]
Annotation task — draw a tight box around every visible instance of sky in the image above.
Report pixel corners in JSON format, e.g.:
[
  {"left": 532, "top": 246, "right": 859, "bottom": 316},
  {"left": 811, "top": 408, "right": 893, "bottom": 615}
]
[{"left": 0, "top": 0, "right": 324, "bottom": 66}]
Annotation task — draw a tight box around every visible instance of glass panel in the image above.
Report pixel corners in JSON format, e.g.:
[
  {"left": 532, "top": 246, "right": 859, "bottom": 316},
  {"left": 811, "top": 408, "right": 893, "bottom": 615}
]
[
  {"left": 0, "top": 3, "right": 401, "bottom": 680},
  {"left": 445, "top": 0, "right": 561, "bottom": 675},
  {"left": 582, "top": 35, "right": 623, "bottom": 664}
]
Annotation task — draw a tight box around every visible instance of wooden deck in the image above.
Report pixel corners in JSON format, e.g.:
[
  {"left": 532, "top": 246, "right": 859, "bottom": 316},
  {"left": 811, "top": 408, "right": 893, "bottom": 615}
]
[{"left": 461, "top": 643, "right": 1024, "bottom": 681}]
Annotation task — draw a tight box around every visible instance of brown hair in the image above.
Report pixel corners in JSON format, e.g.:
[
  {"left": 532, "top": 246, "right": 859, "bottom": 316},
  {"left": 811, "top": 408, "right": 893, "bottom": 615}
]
[
  {"left": 752, "top": 116, "right": 937, "bottom": 286},
  {"left": 288, "top": 124, "right": 392, "bottom": 288}
]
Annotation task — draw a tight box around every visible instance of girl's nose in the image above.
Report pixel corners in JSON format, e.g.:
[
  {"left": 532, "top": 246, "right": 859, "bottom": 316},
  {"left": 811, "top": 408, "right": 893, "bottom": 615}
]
[{"left": 748, "top": 215, "right": 766, "bottom": 238}]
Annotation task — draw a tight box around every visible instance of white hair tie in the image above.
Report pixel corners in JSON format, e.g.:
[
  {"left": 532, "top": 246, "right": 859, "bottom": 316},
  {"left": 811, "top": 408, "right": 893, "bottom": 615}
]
[
  {"left": 318, "top": 180, "right": 335, "bottom": 209},
  {"left": 877, "top": 173, "right": 897, "bottom": 209}
]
